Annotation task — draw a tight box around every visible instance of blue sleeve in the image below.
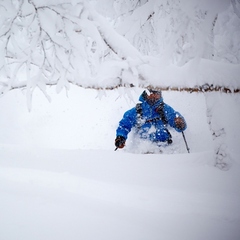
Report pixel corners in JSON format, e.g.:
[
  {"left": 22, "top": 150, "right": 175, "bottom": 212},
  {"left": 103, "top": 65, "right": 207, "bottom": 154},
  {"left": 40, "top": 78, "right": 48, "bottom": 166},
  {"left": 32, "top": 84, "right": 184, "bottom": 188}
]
[
  {"left": 164, "top": 104, "right": 187, "bottom": 132},
  {"left": 116, "top": 107, "right": 137, "bottom": 139}
]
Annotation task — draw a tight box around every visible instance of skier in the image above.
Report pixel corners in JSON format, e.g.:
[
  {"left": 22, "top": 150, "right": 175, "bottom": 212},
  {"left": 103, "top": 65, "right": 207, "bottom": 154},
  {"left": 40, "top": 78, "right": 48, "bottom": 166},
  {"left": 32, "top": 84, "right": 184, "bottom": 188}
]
[{"left": 115, "top": 89, "right": 187, "bottom": 149}]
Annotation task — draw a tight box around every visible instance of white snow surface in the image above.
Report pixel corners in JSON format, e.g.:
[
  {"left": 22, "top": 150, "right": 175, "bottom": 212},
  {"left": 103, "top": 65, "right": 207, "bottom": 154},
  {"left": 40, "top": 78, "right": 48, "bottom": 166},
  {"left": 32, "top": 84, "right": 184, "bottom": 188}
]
[
  {"left": 0, "top": 0, "right": 240, "bottom": 239},
  {"left": 0, "top": 86, "right": 240, "bottom": 240}
]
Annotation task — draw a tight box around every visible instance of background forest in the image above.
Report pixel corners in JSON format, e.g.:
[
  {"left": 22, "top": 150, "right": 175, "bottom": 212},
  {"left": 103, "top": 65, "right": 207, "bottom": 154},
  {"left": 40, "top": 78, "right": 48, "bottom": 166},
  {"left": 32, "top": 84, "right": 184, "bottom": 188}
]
[{"left": 0, "top": 0, "right": 239, "bottom": 101}]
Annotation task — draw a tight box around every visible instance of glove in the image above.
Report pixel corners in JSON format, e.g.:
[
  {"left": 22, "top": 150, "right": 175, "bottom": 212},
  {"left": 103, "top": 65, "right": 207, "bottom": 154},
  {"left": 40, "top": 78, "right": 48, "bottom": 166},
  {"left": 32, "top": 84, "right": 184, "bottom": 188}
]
[
  {"left": 174, "top": 117, "right": 186, "bottom": 131},
  {"left": 115, "top": 136, "right": 126, "bottom": 149}
]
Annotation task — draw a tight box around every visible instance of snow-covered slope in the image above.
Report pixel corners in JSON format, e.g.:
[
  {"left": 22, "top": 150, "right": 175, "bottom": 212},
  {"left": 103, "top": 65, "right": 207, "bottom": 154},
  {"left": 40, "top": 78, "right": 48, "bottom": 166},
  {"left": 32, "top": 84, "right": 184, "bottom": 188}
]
[
  {"left": 1, "top": 145, "right": 240, "bottom": 240},
  {"left": 0, "top": 86, "right": 213, "bottom": 151},
  {"left": 0, "top": 87, "right": 240, "bottom": 240},
  {"left": 0, "top": 0, "right": 240, "bottom": 239}
]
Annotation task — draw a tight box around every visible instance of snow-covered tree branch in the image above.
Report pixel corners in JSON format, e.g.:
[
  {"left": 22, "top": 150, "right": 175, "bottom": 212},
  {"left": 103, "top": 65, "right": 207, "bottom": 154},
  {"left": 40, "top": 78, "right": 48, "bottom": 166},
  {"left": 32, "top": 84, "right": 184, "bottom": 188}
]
[
  {"left": 0, "top": 0, "right": 146, "bottom": 109},
  {"left": 0, "top": 0, "right": 239, "bottom": 110}
]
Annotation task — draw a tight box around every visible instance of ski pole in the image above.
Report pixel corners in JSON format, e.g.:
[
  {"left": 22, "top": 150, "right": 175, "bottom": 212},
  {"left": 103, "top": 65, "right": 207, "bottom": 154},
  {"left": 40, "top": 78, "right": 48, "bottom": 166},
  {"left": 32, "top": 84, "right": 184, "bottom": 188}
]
[
  {"left": 182, "top": 131, "right": 190, "bottom": 153},
  {"left": 114, "top": 147, "right": 118, "bottom": 151}
]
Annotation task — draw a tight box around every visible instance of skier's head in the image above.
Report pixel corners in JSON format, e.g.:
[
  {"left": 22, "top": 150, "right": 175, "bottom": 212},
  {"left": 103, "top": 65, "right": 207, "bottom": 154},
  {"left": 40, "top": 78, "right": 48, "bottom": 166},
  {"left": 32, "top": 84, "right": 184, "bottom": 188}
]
[{"left": 142, "top": 89, "right": 162, "bottom": 105}]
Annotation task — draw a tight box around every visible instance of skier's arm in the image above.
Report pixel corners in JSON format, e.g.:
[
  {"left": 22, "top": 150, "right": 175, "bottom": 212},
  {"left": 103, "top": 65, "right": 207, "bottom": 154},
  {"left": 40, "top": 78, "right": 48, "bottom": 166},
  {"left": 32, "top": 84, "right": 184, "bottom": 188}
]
[
  {"left": 164, "top": 104, "right": 187, "bottom": 132},
  {"left": 116, "top": 108, "right": 137, "bottom": 139}
]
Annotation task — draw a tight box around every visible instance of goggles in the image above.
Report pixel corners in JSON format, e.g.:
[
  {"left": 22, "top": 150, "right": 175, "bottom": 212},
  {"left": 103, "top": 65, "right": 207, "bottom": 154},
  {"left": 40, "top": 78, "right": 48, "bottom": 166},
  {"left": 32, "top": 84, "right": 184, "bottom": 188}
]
[{"left": 145, "top": 89, "right": 161, "bottom": 96}]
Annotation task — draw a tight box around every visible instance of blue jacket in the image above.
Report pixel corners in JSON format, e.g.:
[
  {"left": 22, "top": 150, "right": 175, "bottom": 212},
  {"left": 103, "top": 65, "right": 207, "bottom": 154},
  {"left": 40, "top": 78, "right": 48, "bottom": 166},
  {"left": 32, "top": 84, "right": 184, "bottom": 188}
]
[{"left": 116, "top": 93, "right": 187, "bottom": 142}]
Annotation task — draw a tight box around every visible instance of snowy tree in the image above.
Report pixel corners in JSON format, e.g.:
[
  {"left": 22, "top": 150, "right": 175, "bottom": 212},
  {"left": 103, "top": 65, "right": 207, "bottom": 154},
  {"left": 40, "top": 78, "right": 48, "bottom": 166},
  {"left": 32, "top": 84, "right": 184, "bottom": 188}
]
[
  {"left": 0, "top": 0, "right": 146, "bottom": 109},
  {"left": 0, "top": 0, "right": 239, "bottom": 110},
  {"left": 97, "top": 0, "right": 240, "bottom": 65}
]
